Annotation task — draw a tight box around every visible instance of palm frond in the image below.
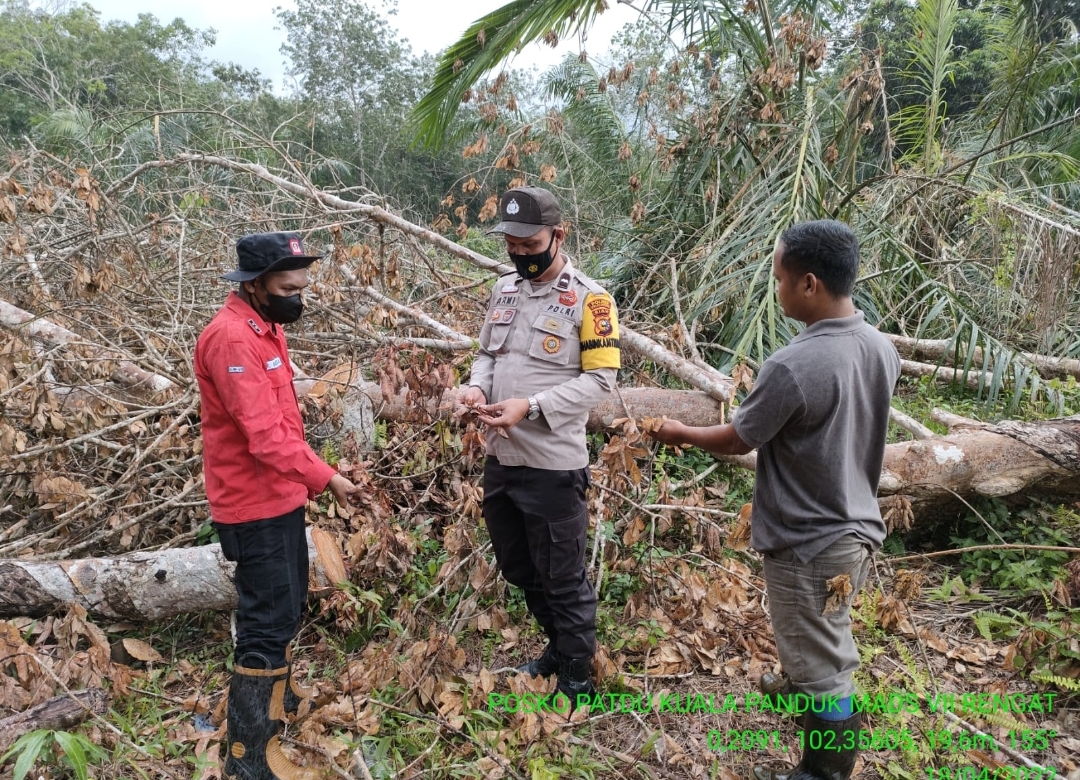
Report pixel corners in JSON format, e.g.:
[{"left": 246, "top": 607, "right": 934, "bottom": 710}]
[{"left": 408, "top": 0, "right": 611, "bottom": 149}]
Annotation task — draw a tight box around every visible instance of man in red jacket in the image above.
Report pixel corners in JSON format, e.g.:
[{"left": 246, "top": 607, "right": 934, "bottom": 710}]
[{"left": 194, "top": 231, "right": 361, "bottom": 780}]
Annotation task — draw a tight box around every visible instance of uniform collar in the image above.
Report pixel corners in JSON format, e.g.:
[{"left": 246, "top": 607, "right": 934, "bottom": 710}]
[
  {"left": 523, "top": 255, "right": 574, "bottom": 295},
  {"left": 224, "top": 291, "right": 275, "bottom": 337}
]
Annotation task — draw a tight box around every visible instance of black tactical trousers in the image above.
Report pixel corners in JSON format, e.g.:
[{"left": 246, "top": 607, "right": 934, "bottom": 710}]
[
  {"left": 214, "top": 505, "right": 308, "bottom": 668},
  {"left": 483, "top": 458, "right": 597, "bottom": 660}
]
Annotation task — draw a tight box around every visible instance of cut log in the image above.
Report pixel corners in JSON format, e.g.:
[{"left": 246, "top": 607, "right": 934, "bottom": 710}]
[
  {"left": 0, "top": 689, "right": 108, "bottom": 752},
  {"left": 0, "top": 526, "right": 346, "bottom": 620},
  {"left": 900, "top": 358, "right": 992, "bottom": 390}
]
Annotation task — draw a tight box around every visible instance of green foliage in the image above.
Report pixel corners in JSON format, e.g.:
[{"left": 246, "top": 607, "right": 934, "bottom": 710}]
[
  {"left": 1, "top": 729, "right": 108, "bottom": 780},
  {"left": 950, "top": 501, "right": 1077, "bottom": 591}
]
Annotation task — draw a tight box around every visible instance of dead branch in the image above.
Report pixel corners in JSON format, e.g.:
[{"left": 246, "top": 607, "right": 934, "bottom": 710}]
[{"left": 0, "top": 689, "right": 108, "bottom": 753}]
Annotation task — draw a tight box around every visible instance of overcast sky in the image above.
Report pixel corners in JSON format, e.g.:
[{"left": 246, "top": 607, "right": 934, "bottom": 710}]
[{"left": 84, "top": 0, "right": 640, "bottom": 92}]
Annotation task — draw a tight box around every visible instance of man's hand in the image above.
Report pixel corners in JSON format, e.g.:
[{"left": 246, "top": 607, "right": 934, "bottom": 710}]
[
  {"left": 648, "top": 419, "right": 689, "bottom": 446},
  {"left": 454, "top": 386, "right": 487, "bottom": 420},
  {"left": 476, "top": 397, "right": 530, "bottom": 430},
  {"left": 327, "top": 473, "right": 363, "bottom": 507}
]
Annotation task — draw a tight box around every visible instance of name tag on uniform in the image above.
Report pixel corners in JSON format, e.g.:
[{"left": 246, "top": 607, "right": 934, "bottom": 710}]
[
  {"left": 266, "top": 357, "right": 283, "bottom": 370},
  {"left": 228, "top": 366, "right": 244, "bottom": 374}
]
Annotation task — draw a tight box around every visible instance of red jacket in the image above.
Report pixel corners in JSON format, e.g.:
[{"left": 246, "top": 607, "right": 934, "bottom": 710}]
[{"left": 194, "top": 293, "right": 336, "bottom": 523}]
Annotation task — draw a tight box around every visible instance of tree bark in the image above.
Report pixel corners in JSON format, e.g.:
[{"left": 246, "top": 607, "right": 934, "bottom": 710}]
[
  {"left": 0, "top": 689, "right": 108, "bottom": 753},
  {"left": 305, "top": 378, "right": 728, "bottom": 431},
  {"left": 878, "top": 413, "right": 1080, "bottom": 511},
  {"left": 0, "top": 526, "right": 346, "bottom": 620},
  {"left": 887, "top": 334, "right": 1080, "bottom": 381}
]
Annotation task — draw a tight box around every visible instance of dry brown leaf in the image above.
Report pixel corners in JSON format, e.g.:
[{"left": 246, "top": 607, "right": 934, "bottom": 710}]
[
  {"left": 122, "top": 637, "right": 163, "bottom": 663},
  {"left": 823, "top": 573, "right": 853, "bottom": 615},
  {"left": 731, "top": 362, "right": 755, "bottom": 392},
  {"left": 639, "top": 415, "right": 667, "bottom": 433},
  {"left": 893, "top": 568, "right": 923, "bottom": 601},
  {"left": 623, "top": 516, "right": 646, "bottom": 546},
  {"left": 726, "top": 502, "right": 752, "bottom": 551}
]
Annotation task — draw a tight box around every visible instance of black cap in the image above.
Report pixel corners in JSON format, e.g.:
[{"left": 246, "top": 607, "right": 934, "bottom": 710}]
[
  {"left": 489, "top": 187, "right": 561, "bottom": 238},
  {"left": 223, "top": 232, "right": 322, "bottom": 282}
]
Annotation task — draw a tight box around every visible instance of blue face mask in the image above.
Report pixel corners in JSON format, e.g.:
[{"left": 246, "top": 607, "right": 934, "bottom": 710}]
[{"left": 509, "top": 231, "right": 556, "bottom": 280}]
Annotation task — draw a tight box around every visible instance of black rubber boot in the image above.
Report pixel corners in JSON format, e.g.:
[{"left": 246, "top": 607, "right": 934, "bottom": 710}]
[
  {"left": 282, "top": 647, "right": 315, "bottom": 719},
  {"left": 516, "top": 641, "right": 561, "bottom": 678},
  {"left": 555, "top": 656, "right": 597, "bottom": 706},
  {"left": 751, "top": 710, "right": 861, "bottom": 780},
  {"left": 223, "top": 655, "right": 321, "bottom": 780}
]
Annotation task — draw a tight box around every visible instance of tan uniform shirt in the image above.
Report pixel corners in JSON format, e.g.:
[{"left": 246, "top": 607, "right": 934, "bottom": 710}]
[{"left": 469, "top": 258, "right": 621, "bottom": 470}]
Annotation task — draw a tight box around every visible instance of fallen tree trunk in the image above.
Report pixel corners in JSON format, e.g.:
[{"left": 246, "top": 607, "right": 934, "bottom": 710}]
[
  {"left": 878, "top": 413, "right": 1080, "bottom": 512},
  {"left": 887, "top": 334, "right": 1080, "bottom": 381},
  {"left": 0, "top": 526, "right": 346, "bottom": 620},
  {"left": 0, "top": 689, "right": 108, "bottom": 753},
  {"left": 302, "top": 375, "right": 729, "bottom": 431}
]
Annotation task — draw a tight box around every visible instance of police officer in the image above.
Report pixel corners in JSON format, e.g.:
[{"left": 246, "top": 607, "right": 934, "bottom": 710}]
[
  {"left": 457, "top": 187, "right": 621, "bottom": 699},
  {"left": 194, "top": 231, "right": 363, "bottom": 780}
]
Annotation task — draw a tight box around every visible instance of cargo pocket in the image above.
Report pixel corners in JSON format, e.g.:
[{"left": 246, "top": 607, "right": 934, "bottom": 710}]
[
  {"left": 547, "top": 512, "right": 585, "bottom": 580},
  {"left": 528, "top": 315, "right": 575, "bottom": 366},
  {"left": 484, "top": 323, "right": 513, "bottom": 354}
]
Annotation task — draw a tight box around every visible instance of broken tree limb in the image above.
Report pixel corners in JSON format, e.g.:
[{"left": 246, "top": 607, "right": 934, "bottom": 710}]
[
  {"left": 0, "top": 526, "right": 347, "bottom": 620},
  {"left": 900, "top": 358, "right": 992, "bottom": 390},
  {"left": 0, "top": 298, "right": 178, "bottom": 395},
  {"left": 169, "top": 153, "right": 736, "bottom": 403},
  {"left": 887, "top": 334, "right": 1080, "bottom": 381},
  {"left": 0, "top": 688, "right": 108, "bottom": 753}
]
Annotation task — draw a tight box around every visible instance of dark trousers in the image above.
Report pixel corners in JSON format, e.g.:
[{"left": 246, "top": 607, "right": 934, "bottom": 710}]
[
  {"left": 214, "top": 506, "right": 308, "bottom": 668},
  {"left": 483, "top": 459, "right": 597, "bottom": 660}
]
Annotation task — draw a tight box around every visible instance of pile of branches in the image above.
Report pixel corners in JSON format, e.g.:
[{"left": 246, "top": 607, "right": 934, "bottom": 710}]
[{"left": 0, "top": 144, "right": 499, "bottom": 560}]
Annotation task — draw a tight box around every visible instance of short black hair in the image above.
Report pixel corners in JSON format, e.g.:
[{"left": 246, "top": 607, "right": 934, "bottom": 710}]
[{"left": 777, "top": 219, "right": 859, "bottom": 297}]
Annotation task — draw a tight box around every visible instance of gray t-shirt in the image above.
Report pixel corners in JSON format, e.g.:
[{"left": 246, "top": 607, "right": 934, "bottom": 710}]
[{"left": 732, "top": 311, "right": 901, "bottom": 562}]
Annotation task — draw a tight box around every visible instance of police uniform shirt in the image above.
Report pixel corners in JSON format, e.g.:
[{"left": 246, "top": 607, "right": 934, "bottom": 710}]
[{"left": 469, "top": 258, "right": 621, "bottom": 470}]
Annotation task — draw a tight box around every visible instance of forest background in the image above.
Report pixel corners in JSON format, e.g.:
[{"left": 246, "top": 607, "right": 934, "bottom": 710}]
[{"left": 1, "top": 0, "right": 1080, "bottom": 778}]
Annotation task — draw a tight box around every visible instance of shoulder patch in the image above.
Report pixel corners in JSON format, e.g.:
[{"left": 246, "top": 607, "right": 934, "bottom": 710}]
[
  {"left": 580, "top": 292, "right": 621, "bottom": 370},
  {"left": 228, "top": 366, "right": 244, "bottom": 374},
  {"left": 266, "top": 356, "right": 283, "bottom": 370}
]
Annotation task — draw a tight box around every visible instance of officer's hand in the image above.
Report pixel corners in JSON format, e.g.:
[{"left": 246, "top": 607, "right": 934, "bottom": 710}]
[
  {"left": 454, "top": 386, "right": 487, "bottom": 419},
  {"left": 476, "top": 398, "right": 529, "bottom": 429},
  {"left": 327, "top": 473, "right": 362, "bottom": 508},
  {"left": 648, "top": 419, "right": 688, "bottom": 446}
]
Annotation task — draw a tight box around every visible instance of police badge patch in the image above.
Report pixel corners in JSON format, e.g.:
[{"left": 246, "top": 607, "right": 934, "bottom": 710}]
[{"left": 542, "top": 335, "right": 562, "bottom": 354}]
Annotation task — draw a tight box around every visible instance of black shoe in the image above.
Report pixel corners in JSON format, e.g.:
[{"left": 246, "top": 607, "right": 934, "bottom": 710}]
[
  {"left": 516, "top": 642, "right": 561, "bottom": 677},
  {"left": 223, "top": 654, "right": 321, "bottom": 780},
  {"left": 555, "top": 656, "right": 597, "bottom": 705},
  {"left": 751, "top": 710, "right": 861, "bottom": 780}
]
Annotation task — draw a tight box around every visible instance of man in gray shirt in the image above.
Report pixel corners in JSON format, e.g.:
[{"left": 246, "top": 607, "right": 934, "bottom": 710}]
[{"left": 651, "top": 220, "right": 900, "bottom": 780}]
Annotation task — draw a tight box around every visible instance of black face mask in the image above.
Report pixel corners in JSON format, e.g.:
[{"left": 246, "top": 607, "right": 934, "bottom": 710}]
[
  {"left": 509, "top": 231, "right": 557, "bottom": 280},
  {"left": 254, "top": 282, "right": 304, "bottom": 324}
]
